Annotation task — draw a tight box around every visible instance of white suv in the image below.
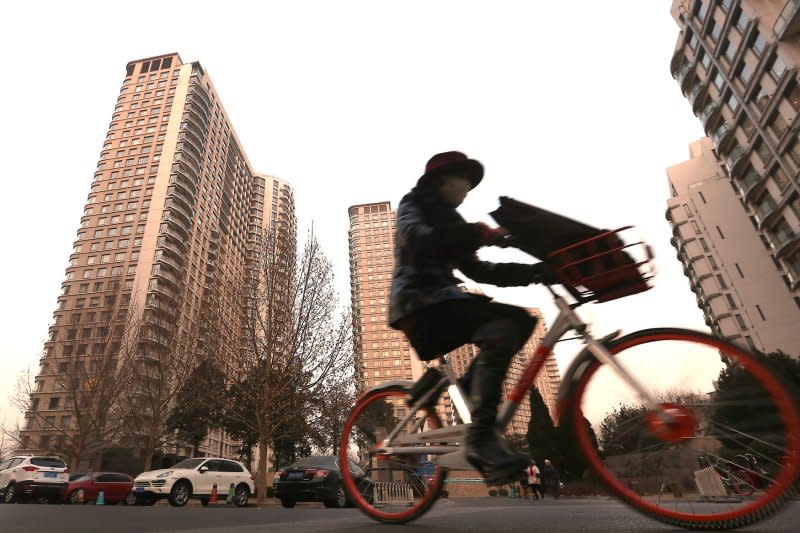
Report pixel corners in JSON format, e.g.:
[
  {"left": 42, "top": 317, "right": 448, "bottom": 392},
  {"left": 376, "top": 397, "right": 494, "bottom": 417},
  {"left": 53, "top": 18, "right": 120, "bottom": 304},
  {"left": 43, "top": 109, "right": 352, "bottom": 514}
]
[
  {"left": 0, "top": 455, "right": 69, "bottom": 503},
  {"left": 133, "top": 457, "right": 254, "bottom": 507}
]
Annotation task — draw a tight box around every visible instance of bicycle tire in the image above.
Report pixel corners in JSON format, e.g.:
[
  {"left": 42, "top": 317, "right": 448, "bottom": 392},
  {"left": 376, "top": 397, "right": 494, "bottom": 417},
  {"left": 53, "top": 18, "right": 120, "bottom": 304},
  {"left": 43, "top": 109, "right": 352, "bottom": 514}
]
[
  {"left": 339, "top": 386, "right": 447, "bottom": 524},
  {"left": 569, "top": 327, "right": 800, "bottom": 530}
]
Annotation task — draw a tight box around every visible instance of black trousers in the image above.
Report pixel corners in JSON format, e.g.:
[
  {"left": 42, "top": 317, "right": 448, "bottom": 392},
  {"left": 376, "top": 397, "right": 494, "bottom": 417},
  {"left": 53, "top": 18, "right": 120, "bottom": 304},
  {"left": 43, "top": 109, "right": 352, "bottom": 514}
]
[{"left": 399, "top": 298, "right": 537, "bottom": 362}]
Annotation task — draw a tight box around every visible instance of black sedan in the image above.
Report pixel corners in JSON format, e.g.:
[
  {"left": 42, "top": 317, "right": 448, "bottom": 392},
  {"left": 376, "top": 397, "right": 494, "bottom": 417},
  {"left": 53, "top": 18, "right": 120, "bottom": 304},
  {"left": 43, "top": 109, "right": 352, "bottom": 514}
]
[{"left": 273, "top": 455, "right": 372, "bottom": 508}]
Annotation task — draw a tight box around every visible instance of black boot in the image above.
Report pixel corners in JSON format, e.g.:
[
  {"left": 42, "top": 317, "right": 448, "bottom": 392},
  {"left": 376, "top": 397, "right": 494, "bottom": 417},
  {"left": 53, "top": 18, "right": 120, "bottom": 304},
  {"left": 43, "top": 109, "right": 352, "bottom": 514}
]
[{"left": 466, "top": 320, "right": 530, "bottom": 482}]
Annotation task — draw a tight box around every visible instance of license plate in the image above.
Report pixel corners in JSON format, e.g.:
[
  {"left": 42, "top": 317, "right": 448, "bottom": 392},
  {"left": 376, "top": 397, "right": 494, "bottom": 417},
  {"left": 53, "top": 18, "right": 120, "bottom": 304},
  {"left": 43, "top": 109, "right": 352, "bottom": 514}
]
[
  {"left": 287, "top": 472, "right": 304, "bottom": 480},
  {"left": 44, "top": 472, "right": 57, "bottom": 478},
  {"left": 135, "top": 487, "right": 144, "bottom": 493}
]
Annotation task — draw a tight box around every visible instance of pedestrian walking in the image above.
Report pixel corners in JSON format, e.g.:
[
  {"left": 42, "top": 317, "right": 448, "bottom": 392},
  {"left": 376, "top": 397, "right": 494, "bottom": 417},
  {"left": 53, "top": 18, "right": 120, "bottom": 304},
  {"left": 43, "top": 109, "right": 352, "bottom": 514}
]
[
  {"left": 542, "top": 459, "right": 560, "bottom": 498},
  {"left": 528, "top": 460, "right": 543, "bottom": 500}
]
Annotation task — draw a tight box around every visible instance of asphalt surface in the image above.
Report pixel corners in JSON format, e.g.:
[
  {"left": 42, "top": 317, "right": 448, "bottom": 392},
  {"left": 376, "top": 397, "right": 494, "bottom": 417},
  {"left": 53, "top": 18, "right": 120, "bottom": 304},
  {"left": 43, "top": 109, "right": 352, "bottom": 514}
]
[{"left": 1, "top": 497, "right": 799, "bottom": 532}]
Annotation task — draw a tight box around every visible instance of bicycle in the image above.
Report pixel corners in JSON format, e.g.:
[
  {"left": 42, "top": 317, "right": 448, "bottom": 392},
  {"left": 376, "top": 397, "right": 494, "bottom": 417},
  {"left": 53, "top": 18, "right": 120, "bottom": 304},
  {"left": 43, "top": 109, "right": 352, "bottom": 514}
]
[
  {"left": 697, "top": 454, "right": 761, "bottom": 498},
  {"left": 339, "top": 216, "right": 800, "bottom": 529}
]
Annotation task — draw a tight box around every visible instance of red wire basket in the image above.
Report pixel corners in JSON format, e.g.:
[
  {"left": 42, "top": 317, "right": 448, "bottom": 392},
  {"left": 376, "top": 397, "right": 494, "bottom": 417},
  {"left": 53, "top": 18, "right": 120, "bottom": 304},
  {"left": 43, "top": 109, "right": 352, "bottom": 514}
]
[{"left": 546, "top": 226, "right": 656, "bottom": 303}]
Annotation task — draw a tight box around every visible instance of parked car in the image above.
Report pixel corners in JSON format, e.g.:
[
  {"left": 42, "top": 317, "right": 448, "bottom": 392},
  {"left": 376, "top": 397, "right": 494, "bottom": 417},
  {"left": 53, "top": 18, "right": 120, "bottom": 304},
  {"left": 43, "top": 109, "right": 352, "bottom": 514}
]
[
  {"left": 133, "top": 457, "right": 253, "bottom": 507},
  {"left": 0, "top": 455, "right": 69, "bottom": 503},
  {"left": 64, "top": 472, "right": 135, "bottom": 505},
  {"left": 273, "top": 455, "right": 373, "bottom": 508}
]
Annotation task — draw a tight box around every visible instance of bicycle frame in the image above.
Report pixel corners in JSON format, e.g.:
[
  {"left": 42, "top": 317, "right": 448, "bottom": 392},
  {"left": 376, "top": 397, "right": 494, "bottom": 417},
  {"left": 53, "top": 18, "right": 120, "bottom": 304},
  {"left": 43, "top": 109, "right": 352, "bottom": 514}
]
[{"left": 373, "top": 285, "right": 666, "bottom": 468}]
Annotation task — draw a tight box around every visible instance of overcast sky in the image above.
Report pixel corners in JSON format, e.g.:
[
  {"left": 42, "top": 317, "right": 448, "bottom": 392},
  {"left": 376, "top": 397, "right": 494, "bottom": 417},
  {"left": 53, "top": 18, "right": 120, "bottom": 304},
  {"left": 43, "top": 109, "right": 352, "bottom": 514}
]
[{"left": 0, "top": 1, "right": 708, "bottom": 428}]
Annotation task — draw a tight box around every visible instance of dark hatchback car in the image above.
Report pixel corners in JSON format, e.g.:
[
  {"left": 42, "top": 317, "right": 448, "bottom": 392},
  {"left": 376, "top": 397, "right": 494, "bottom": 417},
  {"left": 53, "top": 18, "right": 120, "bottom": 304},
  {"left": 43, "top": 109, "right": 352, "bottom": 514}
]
[
  {"left": 65, "top": 472, "right": 135, "bottom": 505},
  {"left": 273, "top": 455, "right": 372, "bottom": 508}
]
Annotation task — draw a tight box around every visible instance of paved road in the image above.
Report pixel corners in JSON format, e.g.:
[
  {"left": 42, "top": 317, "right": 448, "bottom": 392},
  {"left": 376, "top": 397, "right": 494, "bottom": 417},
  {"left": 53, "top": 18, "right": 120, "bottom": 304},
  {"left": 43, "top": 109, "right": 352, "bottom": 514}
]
[{"left": 2, "top": 497, "right": 799, "bottom": 532}]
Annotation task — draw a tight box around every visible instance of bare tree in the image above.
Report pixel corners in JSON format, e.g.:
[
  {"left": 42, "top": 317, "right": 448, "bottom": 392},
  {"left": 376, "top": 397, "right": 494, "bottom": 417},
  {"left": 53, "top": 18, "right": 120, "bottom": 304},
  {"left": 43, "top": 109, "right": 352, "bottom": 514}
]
[
  {"left": 9, "top": 297, "right": 142, "bottom": 471},
  {"left": 118, "top": 301, "right": 202, "bottom": 472},
  {"left": 223, "top": 227, "right": 352, "bottom": 503}
]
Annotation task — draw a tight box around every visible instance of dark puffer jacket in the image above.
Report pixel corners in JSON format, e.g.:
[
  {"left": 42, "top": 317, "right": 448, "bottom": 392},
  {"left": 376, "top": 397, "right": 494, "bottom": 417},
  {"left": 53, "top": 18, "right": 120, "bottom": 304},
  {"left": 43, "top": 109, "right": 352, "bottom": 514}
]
[{"left": 389, "top": 187, "right": 539, "bottom": 328}]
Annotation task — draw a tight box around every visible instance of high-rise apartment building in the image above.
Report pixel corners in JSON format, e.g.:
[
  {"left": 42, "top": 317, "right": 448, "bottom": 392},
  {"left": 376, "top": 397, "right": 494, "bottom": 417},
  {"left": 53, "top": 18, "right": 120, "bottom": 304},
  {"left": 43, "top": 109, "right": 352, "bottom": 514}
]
[
  {"left": 668, "top": 1, "right": 800, "bottom": 354},
  {"left": 19, "top": 53, "right": 285, "bottom": 469},
  {"left": 347, "top": 201, "right": 560, "bottom": 436},
  {"left": 667, "top": 138, "right": 800, "bottom": 353}
]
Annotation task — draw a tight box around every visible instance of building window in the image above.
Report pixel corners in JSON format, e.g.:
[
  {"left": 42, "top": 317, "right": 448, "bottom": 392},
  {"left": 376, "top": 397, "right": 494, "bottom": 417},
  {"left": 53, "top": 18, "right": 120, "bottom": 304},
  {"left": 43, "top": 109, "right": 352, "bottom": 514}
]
[
  {"left": 735, "top": 263, "right": 744, "bottom": 278},
  {"left": 716, "top": 225, "right": 725, "bottom": 239},
  {"left": 769, "top": 54, "right": 787, "bottom": 82},
  {"left": 772, "top": 219, "right": 796, "bottom": 247},
  {"left": 734, "top": 7, "right": 750, "bottom": 33},
  {"left": 750, "top": 31, "right": 767, "bottom": 57},
  {"left": 48, "top": 397, "right": 60, "bottom": 410},
  {"left": 767, "top": 111, "right": 789, "bottom": 140},
  {"left": 736, "top": 62, "right": 753, "bottom": 86},
  {"left": 754, "top": 138, "right": 771, "bottom": 165},
  {"left": 721, "top": 39, "right": 736, "bottom": 63},
  {"left": 787, "top": 138, "right": 800, "bottom": 166},
  {"left": 770, "top": 165, "right": 790, "bottom": 190},
  {"left": 786, "top": 82, "right": 800, "bottom": 111}
]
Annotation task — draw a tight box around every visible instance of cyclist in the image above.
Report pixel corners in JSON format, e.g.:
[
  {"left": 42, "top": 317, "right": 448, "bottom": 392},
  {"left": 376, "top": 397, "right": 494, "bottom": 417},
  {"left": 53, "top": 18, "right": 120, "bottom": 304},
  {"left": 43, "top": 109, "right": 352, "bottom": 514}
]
[{"left": 389, "top": 151, "right": 551, "bottom": 482}]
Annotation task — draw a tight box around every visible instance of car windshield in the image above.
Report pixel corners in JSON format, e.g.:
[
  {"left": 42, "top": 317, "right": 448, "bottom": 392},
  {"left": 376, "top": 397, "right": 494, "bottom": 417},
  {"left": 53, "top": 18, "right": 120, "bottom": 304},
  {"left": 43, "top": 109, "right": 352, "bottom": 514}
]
[
  {"left": 69, "top": 473, "right": 91, "bottom": 482},
  {"left": 31, "top": 457, "right": 66, "bottom": 468},
  {"left": 290, "top": 456, "right": 338, "bottom": 470},
  {"left": 169, "top": 458, "right": 206, "bottom": 470}
]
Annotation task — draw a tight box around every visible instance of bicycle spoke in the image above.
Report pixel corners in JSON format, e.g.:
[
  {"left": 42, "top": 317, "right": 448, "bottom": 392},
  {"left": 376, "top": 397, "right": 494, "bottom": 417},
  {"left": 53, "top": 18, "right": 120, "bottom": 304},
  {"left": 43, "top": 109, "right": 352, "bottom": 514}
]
[{"left": 570, "top": 329, "right": 800, "bottom": 529}]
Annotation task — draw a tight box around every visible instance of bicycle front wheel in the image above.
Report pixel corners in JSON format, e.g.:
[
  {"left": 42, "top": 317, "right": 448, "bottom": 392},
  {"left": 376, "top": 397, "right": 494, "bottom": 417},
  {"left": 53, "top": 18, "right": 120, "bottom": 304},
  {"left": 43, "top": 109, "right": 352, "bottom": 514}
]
[
  {"left": 339, "top": 385, "right": 447, "bottom": 524},
  {"left": 569, "top": 328, "right": 800, "bottom": 530}
]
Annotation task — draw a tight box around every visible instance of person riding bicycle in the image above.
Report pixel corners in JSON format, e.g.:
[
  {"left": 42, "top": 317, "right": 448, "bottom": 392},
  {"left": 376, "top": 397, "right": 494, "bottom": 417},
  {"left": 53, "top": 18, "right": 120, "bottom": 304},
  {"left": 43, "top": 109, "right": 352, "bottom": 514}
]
[{"left": 389, "top": 150, "right": 551, "bottom": 482}]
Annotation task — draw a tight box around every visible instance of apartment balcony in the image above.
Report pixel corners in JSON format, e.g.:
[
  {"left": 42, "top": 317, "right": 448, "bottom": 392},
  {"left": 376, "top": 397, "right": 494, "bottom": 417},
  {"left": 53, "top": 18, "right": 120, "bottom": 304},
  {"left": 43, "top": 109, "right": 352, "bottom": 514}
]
[
  {"left": 178, "top": 128, "right": 205, "bottom": 154},
  {"left": 678, "top": 62, "right": 696, "bottom": 95},
  {"left": 143, "top": 313, "right": 175, "bottom": 335},
  {"left": 181, "top": 114, "right": 207, "bottom": 138},
  {"left": 723, "top": 145, "right": 748, "bottom": 176},
  {"left": 699, "top": 101, "right": 721, "bottom": 133},
  {"left": 711, "top": 122, "right": 735, "bottom": 154},
  {"left": 148, "top": 282, "right": 180, "bottom": 307},
  {"left": 174, "top": 152, "right": 201, "bottom": 178},
  {"left": 139, "top": 329, "right": 171, "bottom": 348},
  {"left": 166, "top": 184, "right": 195, "bottom": 213},
  {"left": 775, "top": 0, "right": 800, "bottom": 40},
  {"left": 689, "top": 81, "right": 708, "bottom": 113},
  {"left": 176, "top": 142, "right": 204, "bottom": 172},
  {"left": 775, "top": 233, "right": 800, "bottom": 259},
  {"left": 165, "top": 197, "right": 194, "bottom": 225},
  {"left": 185, "top": 92, "right": 211, "bottom": 119},
  {"left": 145, "top": 294, "right": 178, "bottom": 319},
  {"left": 151, "top": 265, "right": 181, "bottom": 287},
  {"left": 157, "top": 228, "right": 185, "bottom": 254},
  {"left": 756, "top": 205, "right": 783, "bottom": 230}
]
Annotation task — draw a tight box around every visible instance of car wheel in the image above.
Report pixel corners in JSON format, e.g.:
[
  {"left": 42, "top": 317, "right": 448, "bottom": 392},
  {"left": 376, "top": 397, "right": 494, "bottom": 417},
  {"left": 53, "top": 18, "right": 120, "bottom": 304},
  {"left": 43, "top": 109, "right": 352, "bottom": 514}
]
[
  {"left": 68, "top": 490, "right": 86, "bottom": 505},
  {"left": 280, "top": 498, "right": 296, "bottom": 508},
  {"left": 4, "top": 484, "right": 17, "bottom": 504},
  {"left": 123, "top": 492, "right": 137, "bottom": 506},
  {"left": 324, "top": 486, "right": 347, "bottom": 508},
  {"left": 168, "top": 481, "right": 191, "bottom": 507},
  {"left": 233, "top": 484, "right": 249, "bottom": 507}
]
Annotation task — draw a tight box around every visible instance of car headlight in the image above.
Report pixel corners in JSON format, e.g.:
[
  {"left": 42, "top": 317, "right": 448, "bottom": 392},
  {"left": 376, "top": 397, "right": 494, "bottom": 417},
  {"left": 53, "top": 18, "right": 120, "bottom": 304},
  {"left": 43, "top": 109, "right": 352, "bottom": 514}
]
[{"left": 156, "top": 471, "right": 173, "bottom": 478}]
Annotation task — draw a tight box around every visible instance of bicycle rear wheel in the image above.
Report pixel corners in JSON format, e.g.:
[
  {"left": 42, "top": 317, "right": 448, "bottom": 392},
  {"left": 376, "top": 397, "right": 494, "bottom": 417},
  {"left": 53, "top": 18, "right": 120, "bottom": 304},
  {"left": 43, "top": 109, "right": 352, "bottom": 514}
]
[
  {"left": 339, "top": 386, "right": 447, "bottom": 524},
  {"left": 569, "top": 328, "right": 800, "bottom": 529}
]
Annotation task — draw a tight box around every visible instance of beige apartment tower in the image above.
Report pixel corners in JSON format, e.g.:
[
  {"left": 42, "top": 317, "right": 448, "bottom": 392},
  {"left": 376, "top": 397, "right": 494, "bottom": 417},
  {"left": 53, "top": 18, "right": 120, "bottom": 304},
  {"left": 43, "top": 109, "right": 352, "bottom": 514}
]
[
  {"left": 667, "top": 138, "right": 800, "bottom": 353},
  {"left": 669, "top": 1, "right": 800, "bottom": 355},
  {"left": 347, "top": 201, "right": 561, "bottom": 437},
  {"left": 19, "top": 53, "right": 286, "bottom": 470}
]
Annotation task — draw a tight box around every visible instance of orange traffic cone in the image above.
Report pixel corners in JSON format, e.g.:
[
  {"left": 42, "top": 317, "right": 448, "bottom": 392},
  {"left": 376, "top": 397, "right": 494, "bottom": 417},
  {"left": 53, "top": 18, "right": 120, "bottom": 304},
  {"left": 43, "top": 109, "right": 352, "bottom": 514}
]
[{"left": 210, "top": 483, "right": 219, "bottom": 504}]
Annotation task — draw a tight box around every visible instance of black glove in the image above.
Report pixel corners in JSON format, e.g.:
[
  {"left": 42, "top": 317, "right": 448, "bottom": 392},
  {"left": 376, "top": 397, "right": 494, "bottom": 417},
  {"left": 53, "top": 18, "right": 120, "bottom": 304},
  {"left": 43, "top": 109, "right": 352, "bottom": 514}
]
[{"left": 528, "top": 263, "right": 559, "bottom": 285}]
